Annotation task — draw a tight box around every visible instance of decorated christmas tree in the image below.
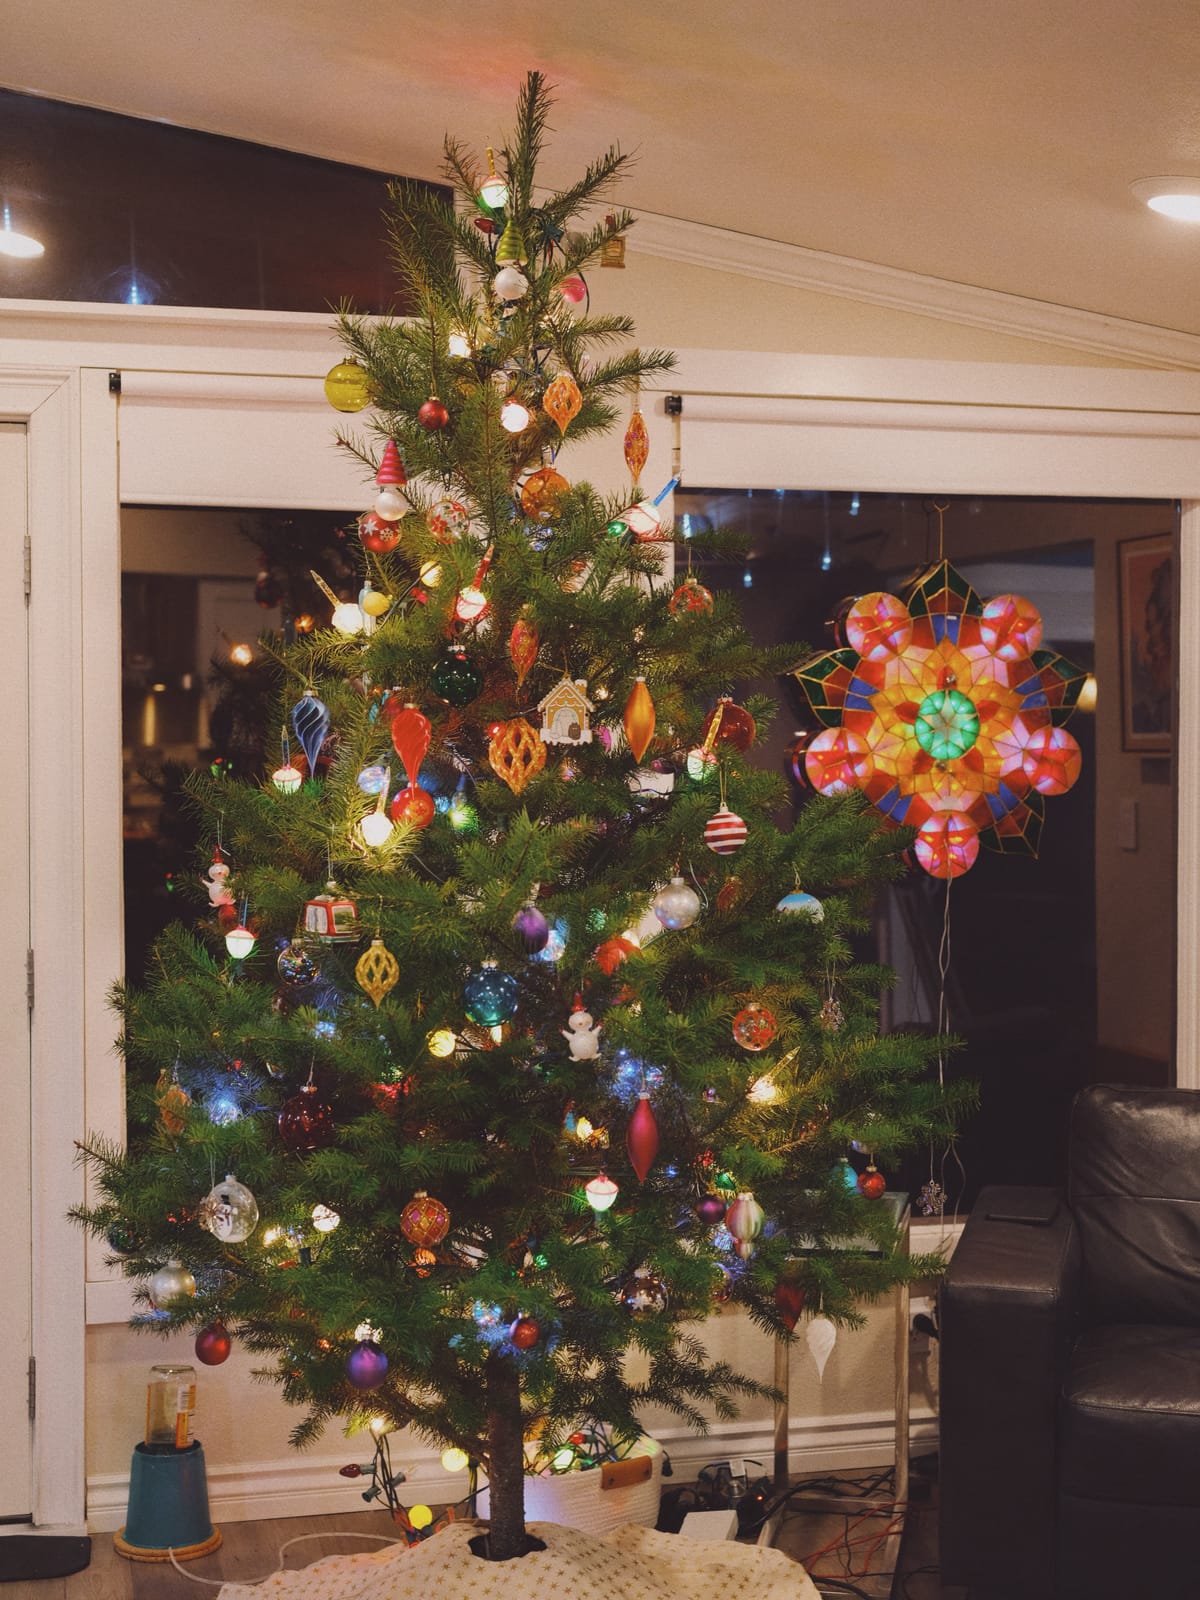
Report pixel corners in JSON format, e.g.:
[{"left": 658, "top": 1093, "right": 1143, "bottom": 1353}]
[{"left": 78, "top": 75, "right": 966, "bottom": 1561}]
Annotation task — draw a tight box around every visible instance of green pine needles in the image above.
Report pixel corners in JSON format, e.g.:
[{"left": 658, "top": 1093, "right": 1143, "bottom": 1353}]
[{"left": 76, "top": 73, "right": 968, "bottom": 1559}]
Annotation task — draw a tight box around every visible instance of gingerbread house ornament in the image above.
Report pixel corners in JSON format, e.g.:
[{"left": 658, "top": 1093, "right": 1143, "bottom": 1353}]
[{"left": 538, "top": 677, "right": 594, "bottom": 745}]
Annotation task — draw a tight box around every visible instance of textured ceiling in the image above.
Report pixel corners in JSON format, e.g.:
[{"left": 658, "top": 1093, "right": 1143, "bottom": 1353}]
[{"left": 4, "top": 0, "right": 1200, "bottom": 332}]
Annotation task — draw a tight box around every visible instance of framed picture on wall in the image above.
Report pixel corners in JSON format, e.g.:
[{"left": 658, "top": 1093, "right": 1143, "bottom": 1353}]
[{"left": 1118, "top": 532, "right": 1174, "bottom": 752}]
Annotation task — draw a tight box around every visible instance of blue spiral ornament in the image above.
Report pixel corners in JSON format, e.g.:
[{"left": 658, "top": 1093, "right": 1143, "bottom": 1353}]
[{"left": 291, "top": 690, "right": 331, "bottom": 775}]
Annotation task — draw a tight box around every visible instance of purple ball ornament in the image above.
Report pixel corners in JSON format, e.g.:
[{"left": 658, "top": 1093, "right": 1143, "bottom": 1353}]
[
  {"left": 695, "top": 1193, "right": 728, "bottom": 1227},
  {"left": 513, "top": 902, "right": 550, "bottom": 954},
  {"left": 345, "top": 1340, "right": 389, "bottom": 1391}
]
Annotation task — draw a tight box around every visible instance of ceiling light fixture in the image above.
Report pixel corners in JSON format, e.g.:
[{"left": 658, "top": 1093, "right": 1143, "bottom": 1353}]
[
  {"left": 1131, "top": 177, "right": 1200, "bottom": 222},
  {"left": 0, "top": 203, "right": 44, "bottom": 259}
]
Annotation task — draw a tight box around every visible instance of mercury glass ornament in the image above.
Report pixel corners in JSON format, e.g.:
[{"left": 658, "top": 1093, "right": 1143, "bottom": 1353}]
[
  {"left": 277, "top": 938, "right": 320, "bottom": 987},
  {"left": 463, "top": 961, "right": 518, "bottom": 1026},
  {"left": 651, "top": 876, "right": 702, "bottom": 931},
  {"left": 620, "top": 1267, "right": 669, "bottom": 1315},
  {"left": 149, "top": 1260, "right": 196, "bottom": 1310},
  {"left": 198, "top": 1173, "right": 260, "bottom": 1243}
]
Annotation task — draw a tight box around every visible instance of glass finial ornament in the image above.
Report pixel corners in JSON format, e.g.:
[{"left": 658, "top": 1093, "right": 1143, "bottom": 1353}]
[
  {"left": 725, "top": 1192, "right": 765, "bottom": 1261},
  {"left": 278, "top": 1082, "right": 336, "bottom": 1152},
  {"left": 198, "top": 1174, "right": 259, "bottom": 1243},
  {"left": 509, "top": 616, "right": 539, "bottom": 688},
  {"left": 431, "top": 645, "right": 484, "bottom": 707},
  {"left": 358, "top": 510, "right": 401, "bottom": 554},
  {"left": 732, "top": 1003, "right": 778, "bottom": 1051},
  {"left": 390, "top": 703, "right": 432, "bottom": 790},
  {"left": 777, "top": 889, "right": 824, "bottom": 921},
  {"left": 624, "top": 400, "right": 649, "bottom": 487},
  {"left": 463, "top": 961, "right": 518, "bottom": 1026},
  {"left": 429, "top": 497, "right": 471, "bottom": 542},
  {"left": 705, "top": 806, "right": 747, "bottom": 855},
  {"left": 400, "top": 1191, "right": 450, "bottom": 1248},
  {"left": 857, "top": 1162, "right": 887, "bottom": 1200},
  {"left": 539, "top": 678, "right": 594, "bottom": 745},
  {"left": 626, "top": 1093, "right": 659, "bottom": 1183},
  {"left": 669, "top": 576, "right": 714, "bottom": 617},
  {"left": 277, "top": 938, "right": 319, "bottom": 987},
  {"left": 542, "top": 373, "right": 583, "bottom": 435},
  {"left": 807, "top": 1314, "right": 838, "bottom": 1380},
  {"left": 513, "top": 902, "right": 550, "bottom": 954},
  {"left": 479, "top": 147, "right": 508, "bottom": 209},
  {"left": 356, "top": 936, "right": 400, "bottom": 1008},
  {"left": 373, "top": 440, "right": 411, "bottom": 521},
  {"left": 149, "top": 1260, "right": 196, "bottom": 1310},
  {"left": 795, "top": 564, "right": 1085, "bottom": 878},
  {"left": 303, "top": 882, "right": 359, "bottom": 942},
  {"left": 323, "top": 359, "right": 371, "bottom": 413},
  {"left": 489, "top": 717, "right": 546, "bottom": 794},
  {"left": 584, "top": 1172, "right": 619, "bottom": 1212},
  {"left": 418, "top": 394, "right": 450, "bottom": 430},
  {"left": 623, "top": 677, "right": 656, "bottom": 763},
  {"left": 652, "top": 876, "right": 701, "bottom": 931},
  {"left": 290, "top": 690, "right": 331, "bottom": 776}
]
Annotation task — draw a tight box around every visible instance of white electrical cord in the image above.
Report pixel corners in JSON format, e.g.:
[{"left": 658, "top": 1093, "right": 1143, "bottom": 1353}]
[{"left": 168, "top": 1532, "right": 406, "bottom": 1587}]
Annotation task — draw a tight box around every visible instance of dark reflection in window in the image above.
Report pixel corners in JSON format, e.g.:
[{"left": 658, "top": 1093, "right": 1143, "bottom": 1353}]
[{"left": 0, "top": 89, "right": 442, "bottom": 312}]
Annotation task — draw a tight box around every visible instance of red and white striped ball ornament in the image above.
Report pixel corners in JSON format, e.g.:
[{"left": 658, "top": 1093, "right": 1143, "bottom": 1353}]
[{"left": 704, "top": 805, "right": 747, "bottom": 855}]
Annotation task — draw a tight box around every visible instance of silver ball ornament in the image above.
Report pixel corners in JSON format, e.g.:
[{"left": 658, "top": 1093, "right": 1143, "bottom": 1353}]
[
  {"left": 652, "top": 876, "right": 702, "bottom": 931},
  {"left": 493, "top": 264, "right": 529, "bottom": 301},
  {"left": 149, "top": 1259, "right": 197, "bottom": 1310},
  {"left": 198, "top": 1173, "right": 260, "bottom": 1243}
]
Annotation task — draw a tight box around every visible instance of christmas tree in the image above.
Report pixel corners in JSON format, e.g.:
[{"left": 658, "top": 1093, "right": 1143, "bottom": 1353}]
[{"left": 78, "top": 74, "right": 966, "bottom": 1561}]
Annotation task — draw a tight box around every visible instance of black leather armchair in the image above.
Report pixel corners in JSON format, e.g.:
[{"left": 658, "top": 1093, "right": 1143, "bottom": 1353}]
[{"left": 941, "top": 1084, "right": 1200, "bottom": 1600}]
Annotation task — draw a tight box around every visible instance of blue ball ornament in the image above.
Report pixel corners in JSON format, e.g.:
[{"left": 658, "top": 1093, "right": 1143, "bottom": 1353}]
[
  {"left": 357, "top": 764, "right": 389, "bottom": 795},
  {"left": 463, "top": 962, "right": 518, "bottom": 1026}
]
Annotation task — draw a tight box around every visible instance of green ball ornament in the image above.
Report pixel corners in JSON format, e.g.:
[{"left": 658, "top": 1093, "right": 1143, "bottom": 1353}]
[
  {"left": 463, "top": 961, "right": 518, "bottom": 1026},
  {"left": 431, "top": 647, "right": 484, "bottom": 707}
]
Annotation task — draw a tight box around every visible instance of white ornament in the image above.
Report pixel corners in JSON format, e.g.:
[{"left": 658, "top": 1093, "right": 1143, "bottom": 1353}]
[
  {"left": 562, "top": 1004, "right": 602, "bottom": 1060},
  {"left": 652, "top": 876, "right": 702, "bottom": 931},
  {"left": 806, "top": 1315, "right": 838, "bottom": 1381},
  {"left": 538, "top": 677, "right": 594, "bottom": 745},
  {"left": 198, "top": 1173, "right": 259, "bottom": 1243},
  {"left": 374, "top": 484, "right": 411, "bottom": 521},
  {"left": 494, "top": 264, "right": 529, "bottom": 301},
  {"left": 205, "top": 856, "right": 234, "bottom": 906}
]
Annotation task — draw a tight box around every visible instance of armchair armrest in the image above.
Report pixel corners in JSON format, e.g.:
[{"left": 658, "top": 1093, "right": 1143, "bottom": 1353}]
[{"left": 939, "top": 1186, "right": 1079, "bottom": 1599}]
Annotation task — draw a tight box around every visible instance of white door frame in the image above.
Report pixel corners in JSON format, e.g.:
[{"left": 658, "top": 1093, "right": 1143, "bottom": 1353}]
[{"left": 7, "top": 309, "right": 1200, "bottom": 1527}]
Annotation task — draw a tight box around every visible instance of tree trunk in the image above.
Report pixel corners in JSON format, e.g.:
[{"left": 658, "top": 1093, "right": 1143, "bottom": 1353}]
[{"left": 483, "top": 1352, "right": 527, "bottom": 1559}]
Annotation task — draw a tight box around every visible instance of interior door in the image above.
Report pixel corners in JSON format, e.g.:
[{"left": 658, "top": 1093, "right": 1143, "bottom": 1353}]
[{"left": 0, "top": 423, "right": 32, "bottom": 1519}]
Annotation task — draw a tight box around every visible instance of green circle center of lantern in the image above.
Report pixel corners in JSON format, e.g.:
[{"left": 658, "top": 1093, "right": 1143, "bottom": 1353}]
[{"left": 914, "top": 688, "right": 980, "bottom": 761}]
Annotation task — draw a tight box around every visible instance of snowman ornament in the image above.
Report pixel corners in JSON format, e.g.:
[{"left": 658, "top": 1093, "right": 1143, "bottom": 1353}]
[
  {"left": 204, "top": 849, "right": 234, "bottom": 907},
  {"left": 562, "top": 996, "right": 602, "bottom": 1061}
]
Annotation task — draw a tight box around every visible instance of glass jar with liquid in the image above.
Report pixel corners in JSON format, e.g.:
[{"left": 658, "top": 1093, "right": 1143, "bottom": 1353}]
[{"left": 145, "top": 1363, "right": 197, "bottom": 1450}]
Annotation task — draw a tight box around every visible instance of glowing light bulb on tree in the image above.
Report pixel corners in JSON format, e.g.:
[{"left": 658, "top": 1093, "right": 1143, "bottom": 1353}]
[
  {"left": 454, "top": 544, "right": 494, "bottom": 623},
  {"left": 331, "top": 601, "right": 364, "bottom": 634},
  {"left": 311, "top": 1204, "right": 340, "bottom": 1233},
  {"left": 225, "top": 924, "right": 256, "bottom": 959},
  {"left": 359, "top": 809, "right": 393, "bottom": 849},
  {"left": 500, "top": 398, "right": 531, "bottom": 433},
  {"left": 447, "top": 330, "right": 471, "bottom": 358},
  {"left": 494, "top": 265, "right": 528, "bottom": 302},
  {"left": 427, "top": 1029, "right": 457, "bottom": 1058},
  {"left": 441, "top": 1447, "right": 469, "bottom": 1473},
  {"left": 585, "top": 1172, "right": 619, "bottom": 1212},
  {"left": 479, "top": 147, "right": 508, "bottom": 209}
]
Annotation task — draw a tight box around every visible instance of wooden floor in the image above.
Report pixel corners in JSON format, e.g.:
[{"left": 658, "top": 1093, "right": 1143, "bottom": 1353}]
[{"left": 1, "top": 1466, "right": 959, "bottom": 1599}]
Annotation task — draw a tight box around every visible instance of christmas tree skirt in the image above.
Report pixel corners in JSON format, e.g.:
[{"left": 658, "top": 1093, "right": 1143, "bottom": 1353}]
[{"left": 216, "top": 1520, "right": 820, "bottom": 1600}]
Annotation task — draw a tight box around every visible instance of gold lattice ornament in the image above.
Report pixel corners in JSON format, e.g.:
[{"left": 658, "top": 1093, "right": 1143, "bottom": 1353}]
[
  {"left": 355, "top": 936, "right": 400, "bottom": 1008},
  {"left": 489, "top": 717, "right": 547, "bottom": 794},
  {"left": 542, "top": 373, "right": 583, "bottom": 435}
]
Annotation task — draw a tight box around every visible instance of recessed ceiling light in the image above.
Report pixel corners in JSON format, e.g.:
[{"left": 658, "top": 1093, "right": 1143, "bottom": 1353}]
[
  {"left": 1131, "top": 177, "right": 1200, "bottom": 222},
  {"left": 0, "top": 203, "right": 43, "bottom": 258}
]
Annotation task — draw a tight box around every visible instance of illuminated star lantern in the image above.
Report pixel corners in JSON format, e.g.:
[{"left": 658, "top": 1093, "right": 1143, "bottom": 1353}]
[{"left": 794, "top": 561, "right": 1086, "bottom": 879}]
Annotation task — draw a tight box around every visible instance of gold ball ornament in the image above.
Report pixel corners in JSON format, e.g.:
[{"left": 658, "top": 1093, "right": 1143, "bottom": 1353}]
[
  {"left": 355, "top": 936, "right": 400, "bottom": 1008},
  {"left": 323, "top": 360, "right": 372, "bottom": 413},
  {"left": 542, "top": 373, "right": 583, "bottom": 435},
  {"left": 360, "top": 589, "right": 391, "bottom": 618},
  {"left": 488, "top": 717, "right": 547, "bottom": 795},
  {"left": 519, "top": 466, "right": 570, "bottom": 521},
  {"left": 400, "top": 1190, "right": 451, "bottom": 1248}
]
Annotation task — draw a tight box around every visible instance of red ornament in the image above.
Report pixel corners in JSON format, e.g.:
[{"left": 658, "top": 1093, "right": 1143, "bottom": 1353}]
[
  {"left": 418, "top": 396, "right": 450, "bottom": 430},
  {"left": 375, "top": 440, "right": 407, "bottom": 487},
  {"left": 510, "top": 1316, "right": 540, "bottom": 1350},
  {"left": 278, "top": 1085, "right": 336, "bottom": 1153},
  {"left": 702, "top": 697, "right": 756, "bottom": 753},
  {"left": 509, "top": 616, "right": 539, "bottom": 689},
  {"left": 626, "top": 1093, "right": 659, "bottom": 1184},
  {"left": 390, "top": 785, "right": 435, "bottom": 828},
  {"left": 216, "top": 902, "right": 240, "bottom": 931},
  {"left": 715, "top": 876, "right": 744, "bottom": 913},
  {"left": 695, "top": 1193, "right": 727, "bottom": 1227},
  {"left": 669, "top": 577, "right": 714, "bottom": 617},
  {"left": 390, "top": 703, "right": 432, "bottom": 790},
  {"left": 594, "top": 935, "right": 638, "bottom": 975},
  {"left": 732, "top": 1003, "right": 778, "bottom": 1051},
  {"left": 358, "top": 512, "right": 401, "bottom": 554},
  {"left": 857, "top": 1165, "right": 887, "bottom": 1200},
  {"left": 400, "top": 1190, "right": 450, "bottom": 1249},
  {"left": 705, "top": 807, "right": 747, "bottom": 855},
  {"left": 195, "top": 1322, "right": 232, "bottom": 1366},
  {"left": 774, "top": 1279, "right": 806, "bottom": 1332}
]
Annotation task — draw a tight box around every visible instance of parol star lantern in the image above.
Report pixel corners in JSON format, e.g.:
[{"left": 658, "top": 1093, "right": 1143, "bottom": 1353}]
[{"left": 794, "top": 560, "right": 1086, "bottom": 879}]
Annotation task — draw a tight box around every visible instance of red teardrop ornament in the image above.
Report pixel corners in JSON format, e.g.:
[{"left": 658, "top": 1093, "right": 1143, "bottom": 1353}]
[
  {"left": 774, "top": 1279, "right": 806, "bottom": 1332},
  {"left": 391, "top": 703, "right": 431, "bottom": 789},
  {"left": 626, "top": 1093, "right": 659, "bottom": 1184}
]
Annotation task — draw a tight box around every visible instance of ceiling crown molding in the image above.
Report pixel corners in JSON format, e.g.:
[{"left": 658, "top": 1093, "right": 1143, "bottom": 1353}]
[{"left": 626, "top": 210, "right": 1200, "bottom": 370}]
